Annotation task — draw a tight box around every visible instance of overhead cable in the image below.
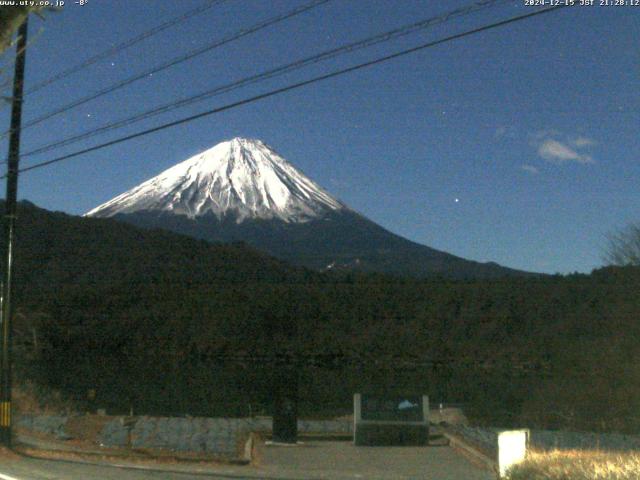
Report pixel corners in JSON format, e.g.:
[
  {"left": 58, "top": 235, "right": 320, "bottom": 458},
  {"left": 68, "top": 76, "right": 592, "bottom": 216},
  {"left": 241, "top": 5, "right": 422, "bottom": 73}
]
[{"left": 10, "top": 5, "right": 568, "bottom": 178}]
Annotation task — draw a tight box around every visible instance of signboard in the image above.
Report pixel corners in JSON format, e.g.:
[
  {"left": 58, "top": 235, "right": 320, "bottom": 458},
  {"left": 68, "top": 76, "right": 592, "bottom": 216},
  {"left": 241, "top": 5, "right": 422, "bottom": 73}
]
[
  {"left": 353, "top": 393, "right": 429, "bottom": 446},
  {"left": 361, "top": 395, "right": 424, "bottom": 422}
]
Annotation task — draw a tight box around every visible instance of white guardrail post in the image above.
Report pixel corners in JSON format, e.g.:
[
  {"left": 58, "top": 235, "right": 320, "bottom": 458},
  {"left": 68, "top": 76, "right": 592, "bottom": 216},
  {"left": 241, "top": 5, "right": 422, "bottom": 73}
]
[{"left": 497, "top": 429, "right": 529, "bottom": 478}]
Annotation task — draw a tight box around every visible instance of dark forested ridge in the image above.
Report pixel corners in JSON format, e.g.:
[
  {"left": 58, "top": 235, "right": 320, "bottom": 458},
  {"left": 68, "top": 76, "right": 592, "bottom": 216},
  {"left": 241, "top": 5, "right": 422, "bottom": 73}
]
[
  {"left": 6, "top": 201, "right": 640, "bottom": 433},
  {"left": 110, "top": 208, "right": 535, "bottom": 279}
]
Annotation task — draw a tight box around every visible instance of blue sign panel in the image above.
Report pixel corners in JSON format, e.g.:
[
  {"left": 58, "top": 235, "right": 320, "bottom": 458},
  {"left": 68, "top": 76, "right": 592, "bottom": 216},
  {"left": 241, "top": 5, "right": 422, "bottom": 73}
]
[{"left": 361, "top": 394, "right": 423, "bottom": 422}]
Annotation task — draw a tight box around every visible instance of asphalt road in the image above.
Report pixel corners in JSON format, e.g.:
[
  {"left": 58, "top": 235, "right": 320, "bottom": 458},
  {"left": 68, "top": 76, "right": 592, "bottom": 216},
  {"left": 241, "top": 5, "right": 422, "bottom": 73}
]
[
  {"left": 0, "top": 441, "right": 495, "bottom": 480},
  {"left": 0, "top": 457, "right": 259, "bottom": 480}
]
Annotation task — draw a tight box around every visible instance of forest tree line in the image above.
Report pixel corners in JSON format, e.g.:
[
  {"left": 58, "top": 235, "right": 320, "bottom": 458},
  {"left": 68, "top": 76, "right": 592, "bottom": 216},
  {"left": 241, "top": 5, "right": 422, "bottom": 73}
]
[{"left": 6, "top": 201, "right": 640, "bottom": 433}]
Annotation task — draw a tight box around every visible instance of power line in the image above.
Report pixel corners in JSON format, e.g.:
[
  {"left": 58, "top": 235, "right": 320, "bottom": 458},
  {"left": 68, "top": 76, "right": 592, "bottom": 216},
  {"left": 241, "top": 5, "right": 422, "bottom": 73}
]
[
  {"left": 20, "top": 0, "right": 510, "bottom": 161},
  {"left": 0, "top": 25, "right": 46, "bottom": 100},
  {"left": 2, "top": 0, "right": 331, "bottom": 139},
  {"left": 8, "top": 5, "right": 568, "bottom": 178},
  {"left": 22, "top": 0, "right": 226, "bottom": 96}
]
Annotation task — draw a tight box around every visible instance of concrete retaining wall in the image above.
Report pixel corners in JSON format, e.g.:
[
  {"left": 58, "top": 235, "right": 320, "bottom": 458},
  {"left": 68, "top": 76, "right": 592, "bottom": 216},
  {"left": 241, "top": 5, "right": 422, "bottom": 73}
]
[
  {"left": 16, "top": 414, "right": 71, "bottom": 440},
  {"left": 447, "top": 424, "right": 640, "bottom": 453},
  {"left": 530, "top": 429, "right": 640, "bottom": 451},
  {"left": 100, "top": 417, "right": 251, "bottom": 456},
  {"left": 98, "top": 416, "right": 353, "bottom": 454},
  {"left": 17, "top": 414, "right": 352, "bottom": 457}
]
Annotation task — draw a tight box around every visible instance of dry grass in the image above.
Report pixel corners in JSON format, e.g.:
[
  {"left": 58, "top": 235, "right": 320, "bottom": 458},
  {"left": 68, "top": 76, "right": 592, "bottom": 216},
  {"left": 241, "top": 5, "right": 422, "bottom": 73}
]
[
  {"left": 16, "top": 445, "right": 232, "bottom": 468},
  {"left": 0, "top": 446, "right": 22, "bottom": 461},
  {"left": 429, "top": 407, "right": 469, "bottom": 425},
  {"left": 249, "top": 432, "right": 265, "bottom": 466},
  {"left": 64, "top": 415, "right": 112, "bottom": 443},
  {"left": 12, "top": 381, "right": 77, "bottom": 415},
  {"left": 506, "top": 449, "right": 640, "bottom": 480}
]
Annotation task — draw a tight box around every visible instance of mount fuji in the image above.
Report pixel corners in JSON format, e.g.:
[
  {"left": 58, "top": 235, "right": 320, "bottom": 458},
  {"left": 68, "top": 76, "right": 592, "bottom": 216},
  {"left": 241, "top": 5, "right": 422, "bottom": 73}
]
[{"left": 87, "top": 137, "right": 530, "bottom": 279}]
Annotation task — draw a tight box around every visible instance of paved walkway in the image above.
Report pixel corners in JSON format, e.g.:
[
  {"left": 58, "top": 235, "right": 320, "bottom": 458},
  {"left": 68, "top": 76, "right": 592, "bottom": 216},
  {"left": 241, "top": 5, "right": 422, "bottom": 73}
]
[
  {"left": 0, "top": 439, "right": 494, "bottom": 479},
  {"left": 257, "top": 440, "right": 495, "bottom": 480}
]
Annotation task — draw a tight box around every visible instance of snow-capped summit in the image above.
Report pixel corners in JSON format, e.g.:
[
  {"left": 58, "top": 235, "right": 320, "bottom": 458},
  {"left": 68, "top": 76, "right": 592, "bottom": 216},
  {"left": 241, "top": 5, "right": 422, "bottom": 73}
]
[
  {"left": 86, "top": 137, "right": 344, "bottom": 223},
  {"left": 85, "top": 137, "right": 532, "bottom": 279}
]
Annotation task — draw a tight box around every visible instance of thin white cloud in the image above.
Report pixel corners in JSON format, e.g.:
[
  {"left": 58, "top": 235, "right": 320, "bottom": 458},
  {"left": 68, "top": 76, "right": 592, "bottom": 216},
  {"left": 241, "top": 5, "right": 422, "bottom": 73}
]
[
  {"left": 521, "top": 164, "right": 539, "bottom": 175},
  {"left": 537, "top": 139, "right": 594, "bottom": 164},
  {"left": 572, "top": 136, "right": 597, "bottom": 148},
  {"left": 529, "top": 130, "right": 597, "bottom": 165}
]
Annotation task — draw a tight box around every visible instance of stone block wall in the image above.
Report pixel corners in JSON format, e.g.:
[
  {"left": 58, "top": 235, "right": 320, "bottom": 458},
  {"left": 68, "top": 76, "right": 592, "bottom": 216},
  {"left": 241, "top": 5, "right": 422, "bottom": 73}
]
[
  {"left": 16, "top": 414, "right": 70, "bottom": 440},
  {"left": 17, "top": 414, "right": 353, "bottom": 458},
  {"left": 99, "top": 416, "right": 250, "bottom": 456}
]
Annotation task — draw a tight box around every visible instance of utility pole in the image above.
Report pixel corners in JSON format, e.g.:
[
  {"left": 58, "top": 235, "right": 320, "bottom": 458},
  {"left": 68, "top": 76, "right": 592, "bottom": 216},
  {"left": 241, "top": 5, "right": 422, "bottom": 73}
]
[{"left": 0, "top": 18, "right": 29, "bottom": 447}]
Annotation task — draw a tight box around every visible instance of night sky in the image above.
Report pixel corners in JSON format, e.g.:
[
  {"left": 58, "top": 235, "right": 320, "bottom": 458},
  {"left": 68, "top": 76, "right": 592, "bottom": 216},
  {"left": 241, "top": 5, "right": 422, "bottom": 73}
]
[{"left": 0, "top": 0, "right": 637, "bottom": 274}]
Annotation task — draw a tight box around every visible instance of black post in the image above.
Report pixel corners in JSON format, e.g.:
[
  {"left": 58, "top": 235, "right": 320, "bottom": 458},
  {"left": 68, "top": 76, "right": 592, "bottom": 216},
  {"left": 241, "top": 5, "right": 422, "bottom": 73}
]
[
  {"left": 272, "top": 363, "right": 298, "bottom": 444},
  {"left": 0, "top": 18, "right": 28, "bottom": 447}
]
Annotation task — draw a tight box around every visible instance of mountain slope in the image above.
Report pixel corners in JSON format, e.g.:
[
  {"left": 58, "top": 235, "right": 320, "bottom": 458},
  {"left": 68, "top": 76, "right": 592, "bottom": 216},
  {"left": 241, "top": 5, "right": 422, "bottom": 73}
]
[
  {"left": 116, "top": 208, "right": 529, "bottom": 279},
  {"left": 88, "top": 137, "right": 534, "bottom": 279}
]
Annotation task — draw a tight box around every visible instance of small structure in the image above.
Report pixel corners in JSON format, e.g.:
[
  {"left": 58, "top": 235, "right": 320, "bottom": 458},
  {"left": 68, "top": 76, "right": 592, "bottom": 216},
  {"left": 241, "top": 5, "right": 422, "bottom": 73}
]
[
  {"left": 498, "top": 429, "right": 529, "bottom": 478},
  {"left": 353, "top": 393, "right": 429, "bottom": 446}
]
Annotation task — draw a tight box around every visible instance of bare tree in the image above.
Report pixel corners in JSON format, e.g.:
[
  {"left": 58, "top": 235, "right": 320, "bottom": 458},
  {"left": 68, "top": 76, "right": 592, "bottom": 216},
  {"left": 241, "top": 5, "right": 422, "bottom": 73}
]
[
  {"left": 604, "top": 223, "right": 640, "bottom": 266},
  {"left": 0, "top": 7, "right": 32, "bottom": 55}
]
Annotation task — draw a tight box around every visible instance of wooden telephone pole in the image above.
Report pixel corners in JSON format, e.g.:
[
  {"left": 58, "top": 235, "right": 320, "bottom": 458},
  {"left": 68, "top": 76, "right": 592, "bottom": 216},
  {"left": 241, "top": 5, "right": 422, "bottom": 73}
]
[{"left": 0, "top": 17, "right": 28, "bottom": 447}]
